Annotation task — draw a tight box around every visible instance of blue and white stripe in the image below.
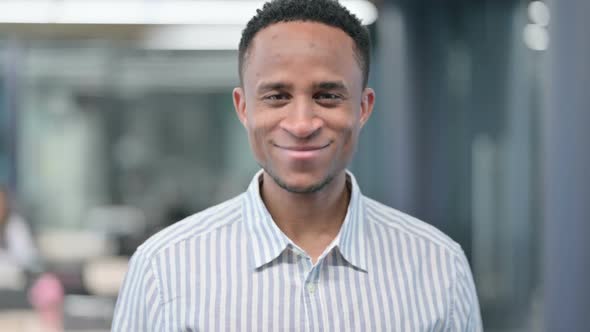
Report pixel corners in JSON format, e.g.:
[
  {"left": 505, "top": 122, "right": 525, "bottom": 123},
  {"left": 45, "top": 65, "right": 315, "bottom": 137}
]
[{"left": 112, "top": 170, "right": 482, "bottom": 331}]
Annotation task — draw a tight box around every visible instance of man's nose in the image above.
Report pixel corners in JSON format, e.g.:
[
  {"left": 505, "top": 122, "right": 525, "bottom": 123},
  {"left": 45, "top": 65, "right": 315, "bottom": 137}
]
[{"left": 279, "top": 99, "right": 323, "bottom": 139}]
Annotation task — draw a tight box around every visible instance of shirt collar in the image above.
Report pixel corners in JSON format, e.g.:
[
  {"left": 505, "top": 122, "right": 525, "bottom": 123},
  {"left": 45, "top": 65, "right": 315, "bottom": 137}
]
[{"left": 243, "top": 169, "right": 367, "bottom": 272}]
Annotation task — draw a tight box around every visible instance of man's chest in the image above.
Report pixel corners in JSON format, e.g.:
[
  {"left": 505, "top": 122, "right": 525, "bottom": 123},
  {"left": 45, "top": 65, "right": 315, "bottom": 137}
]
[{"left": 159, "top": 257, "right": 451, "bottom": 331}]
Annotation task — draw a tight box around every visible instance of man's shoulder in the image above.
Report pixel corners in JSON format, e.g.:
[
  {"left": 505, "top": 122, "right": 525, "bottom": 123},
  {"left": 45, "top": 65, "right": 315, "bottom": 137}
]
[
  {"left": 363, "top": 196, "right": 463, "bottom": 256},
  {"left": 134, "top": 193, "right": 245, "bottom": 260}
]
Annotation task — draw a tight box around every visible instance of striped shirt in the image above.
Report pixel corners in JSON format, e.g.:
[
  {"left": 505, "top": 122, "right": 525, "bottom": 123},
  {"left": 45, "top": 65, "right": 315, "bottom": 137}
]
[{"left": 112, "top": 170, "right": 482, "bottom": 331}]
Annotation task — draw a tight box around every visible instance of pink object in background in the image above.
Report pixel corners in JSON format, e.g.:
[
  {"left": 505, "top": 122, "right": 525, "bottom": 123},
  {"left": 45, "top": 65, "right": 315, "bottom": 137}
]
[{"left": 28, "top": 273, "right": 64, "bottom": 331}]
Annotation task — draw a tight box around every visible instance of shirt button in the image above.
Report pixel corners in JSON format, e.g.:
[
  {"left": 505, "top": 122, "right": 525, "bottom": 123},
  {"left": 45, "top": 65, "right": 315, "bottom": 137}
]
[{"left": 306, "top": 283, "right": 317, "bottom": 293}]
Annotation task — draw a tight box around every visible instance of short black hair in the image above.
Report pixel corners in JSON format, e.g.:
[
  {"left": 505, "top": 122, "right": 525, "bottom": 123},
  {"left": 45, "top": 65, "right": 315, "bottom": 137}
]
[{"left": 238, "top": 0, "right": 372, "bottom": 88}]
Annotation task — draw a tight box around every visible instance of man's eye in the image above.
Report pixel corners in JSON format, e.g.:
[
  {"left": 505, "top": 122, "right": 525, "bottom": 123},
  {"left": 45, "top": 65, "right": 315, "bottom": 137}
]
[
  {"left": 315, "top": 93, "right": 342, "bottom": 101},
  {"left": 265, "top": 94, "right": 288, "bottom": 101}
]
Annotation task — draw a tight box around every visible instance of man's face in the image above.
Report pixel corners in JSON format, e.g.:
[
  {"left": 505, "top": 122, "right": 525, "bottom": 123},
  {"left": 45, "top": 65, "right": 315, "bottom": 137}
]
[{"left": 234, "top": 21, "right": 374, "bottom": 193}]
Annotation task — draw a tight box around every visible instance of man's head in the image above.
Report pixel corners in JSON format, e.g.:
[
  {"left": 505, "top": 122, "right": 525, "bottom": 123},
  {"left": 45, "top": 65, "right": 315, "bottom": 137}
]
[
  {"left": 233, "top": 0, "right": 375, "bottom": 194},
  {"left": 238, "top": 0, "right": 371, "bottom": 88}
]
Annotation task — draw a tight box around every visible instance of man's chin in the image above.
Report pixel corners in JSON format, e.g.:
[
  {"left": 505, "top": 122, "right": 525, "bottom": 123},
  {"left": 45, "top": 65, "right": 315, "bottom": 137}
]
[
  {"left": 278, "top": 182, "right": 326, "bottom": 194},
  {"left": 265, "top": 169, "right": 335, "bottom": 194}
]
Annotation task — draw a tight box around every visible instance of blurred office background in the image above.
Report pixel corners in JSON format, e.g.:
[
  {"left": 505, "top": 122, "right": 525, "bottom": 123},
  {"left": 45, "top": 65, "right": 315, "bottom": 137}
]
[{"left": 0, "top": 0, "right": 588, "bottom": 331}]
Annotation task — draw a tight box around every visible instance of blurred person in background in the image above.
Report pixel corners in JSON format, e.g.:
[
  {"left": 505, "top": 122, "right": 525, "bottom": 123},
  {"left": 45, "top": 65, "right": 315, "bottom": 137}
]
[
  {"left": 113, "top": 0, "right": 482, "bottom": 331},
  {"left": 0, "top": 186, "right": 67, "bottom": 332},
  {"left": 0, "top": 186, "right": 38, "bottom": 273}
]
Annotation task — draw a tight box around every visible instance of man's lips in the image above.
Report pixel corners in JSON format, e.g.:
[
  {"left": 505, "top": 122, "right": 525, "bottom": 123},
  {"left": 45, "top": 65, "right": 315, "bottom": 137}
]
[
  {"left": 274, "top": 143, "right": 331, "bottom": 151},
  {"left": 273, "top": 142, "right": 331, "bottom": 159}
]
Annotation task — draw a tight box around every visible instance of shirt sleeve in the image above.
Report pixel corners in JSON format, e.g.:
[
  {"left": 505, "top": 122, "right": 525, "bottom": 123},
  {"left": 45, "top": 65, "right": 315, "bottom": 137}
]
[
  {"left": 448, "top": 249, "right": 483, "bottom": 332},
  {"left": 111, "top": 249, "right": 163, "bottom": 332}
]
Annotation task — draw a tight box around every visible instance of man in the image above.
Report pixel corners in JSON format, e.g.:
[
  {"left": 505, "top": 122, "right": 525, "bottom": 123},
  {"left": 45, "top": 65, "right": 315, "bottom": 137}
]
[{"left": 112, "top": 0, "right": 482, "bottom": 331}]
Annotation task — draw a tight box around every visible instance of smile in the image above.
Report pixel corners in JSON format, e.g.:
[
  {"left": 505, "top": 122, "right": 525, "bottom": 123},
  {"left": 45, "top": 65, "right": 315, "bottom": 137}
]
[{"left": 274, "top": 143, "right": 331, "bottom": 159}]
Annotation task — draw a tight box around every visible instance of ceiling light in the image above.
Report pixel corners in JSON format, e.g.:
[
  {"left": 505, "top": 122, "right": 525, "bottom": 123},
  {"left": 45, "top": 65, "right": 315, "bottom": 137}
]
[
  {"left": 0, "top": 1, "right": 378, "bottom": 25},
  {"left": 528, "top": 1, "right": 550, "bottom": 27},
  {"left": 523, "top": 24, "right": 549, "bottom": 51},
  {"left": 143, "top": 25, "right": 243, "bottom": 50}
]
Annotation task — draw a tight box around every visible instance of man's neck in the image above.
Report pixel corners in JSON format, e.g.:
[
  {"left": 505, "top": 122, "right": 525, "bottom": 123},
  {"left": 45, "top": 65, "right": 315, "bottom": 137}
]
[{"left": 260, "top": 171, "right": 350, "bottom": 263}]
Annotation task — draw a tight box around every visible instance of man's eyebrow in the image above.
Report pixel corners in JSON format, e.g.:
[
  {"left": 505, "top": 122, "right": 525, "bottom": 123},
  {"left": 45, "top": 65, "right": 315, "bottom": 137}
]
[
  {"left": 314, "top": 81, "right": 348, "bottom": 91},
  {"left": 256, "top": 82, "right": 292, "bottom": 93}
]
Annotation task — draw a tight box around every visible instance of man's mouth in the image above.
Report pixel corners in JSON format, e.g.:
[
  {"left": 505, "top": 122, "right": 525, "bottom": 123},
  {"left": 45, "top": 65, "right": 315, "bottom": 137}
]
[
  {"left": 274, "top": 142, "right": 331, "bottom": 159},
  {"left": 275, "top": 143, "right": 331, "bottom": 151}
]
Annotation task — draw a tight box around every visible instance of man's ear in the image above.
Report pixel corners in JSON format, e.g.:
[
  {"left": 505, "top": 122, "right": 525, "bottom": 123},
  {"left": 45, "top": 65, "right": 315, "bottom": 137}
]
[
  {"left": 233, "top": 87, "right": 248, "bottom": 128},
  {"left": 360, "top": 88, "right": 375, "bottom": 128}
]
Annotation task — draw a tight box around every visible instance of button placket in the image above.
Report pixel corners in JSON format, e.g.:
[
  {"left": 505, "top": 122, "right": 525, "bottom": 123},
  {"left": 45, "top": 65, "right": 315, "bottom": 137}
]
[{"left": 304, "top": 262, "right": 321, "bottom": 294}]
